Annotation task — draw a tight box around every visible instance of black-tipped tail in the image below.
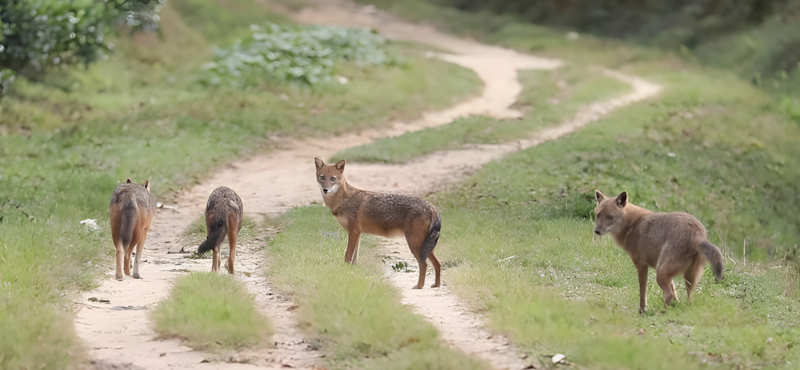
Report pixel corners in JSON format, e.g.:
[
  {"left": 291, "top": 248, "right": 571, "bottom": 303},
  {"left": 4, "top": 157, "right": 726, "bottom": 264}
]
[
  {"left": 420, "top": 213, "right": 441, "bottom": 262},
  {"left": 699, "top": 240, "right": 725, "bottom": 281},
  {"left": 119, "top": 204, "right": 137, "bottom": 250},
  {"left": 198, "top": 217, "right": 227, "bottom": 254}
]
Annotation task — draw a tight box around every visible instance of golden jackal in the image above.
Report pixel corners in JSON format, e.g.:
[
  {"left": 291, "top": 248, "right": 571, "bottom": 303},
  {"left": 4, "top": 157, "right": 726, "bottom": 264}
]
[
  {"left": 314, "top": 158, "right": 442, "bottom": 289},
  {"left": 197, "top": 186, "right": 243, "bottom": 274},
  {"left": 594, "top": 190, "right": 724, "bottom": 313},
  {"left": 109, "top": 179, "right": 156, "bottom": 280}
]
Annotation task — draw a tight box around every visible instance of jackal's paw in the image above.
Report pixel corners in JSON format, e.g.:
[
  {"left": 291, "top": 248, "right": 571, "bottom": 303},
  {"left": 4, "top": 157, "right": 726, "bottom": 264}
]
[
  {"left": 639, "top": 306, "right": 646, "bottom": 314},
  {"left": 133, "top": 273, "right": 141, "bottom": 279},
  {"left": 413, "top": 285, "right": 423, "bottom": 289},
  {"left": 116, "top": 276, "right": 123, "bottom": 281},
  {"left": 431, "top": 283, "right": 441, "bottom": 288}
]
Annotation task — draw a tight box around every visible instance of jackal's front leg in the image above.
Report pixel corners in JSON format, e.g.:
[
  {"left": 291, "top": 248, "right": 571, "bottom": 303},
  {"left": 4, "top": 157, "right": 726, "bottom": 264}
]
[
  {"left": 637, "top": 265, "right": 648, "bottom": 314},
  {"left": 344, "top": 231, "right": 361, "bottom": 264}
]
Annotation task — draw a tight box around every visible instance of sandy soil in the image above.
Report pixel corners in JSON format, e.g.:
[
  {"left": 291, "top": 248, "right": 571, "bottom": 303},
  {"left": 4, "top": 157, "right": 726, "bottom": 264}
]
[{"left": 74, "top": 1, "right": 660, "bottom": 369}]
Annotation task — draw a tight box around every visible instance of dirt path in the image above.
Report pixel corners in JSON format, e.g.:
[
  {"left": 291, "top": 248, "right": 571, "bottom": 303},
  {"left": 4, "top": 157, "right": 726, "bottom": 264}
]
[{"left": 74, "top": 1, "right": 659, "bottom": 369}]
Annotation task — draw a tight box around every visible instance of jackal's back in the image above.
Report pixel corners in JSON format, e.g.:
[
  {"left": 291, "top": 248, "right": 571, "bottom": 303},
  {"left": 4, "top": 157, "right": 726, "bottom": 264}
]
[
  {"left": 358, "top": 192, "right": 437, "bottom": 227},
  {"left": 628, "top": 212, "right": 708, "bottom": 267},
  {"left": 205, "top": 186, "right": 243, "bottom": 223},
  {"left": 110, "top": 183, "right": 156, "bottom": 212}
]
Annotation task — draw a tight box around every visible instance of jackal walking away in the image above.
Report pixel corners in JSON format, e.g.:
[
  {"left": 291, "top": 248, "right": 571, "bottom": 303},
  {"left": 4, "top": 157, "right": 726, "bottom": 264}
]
[
  {"left": 594, "top": 190, "right": 724, "bottom": 313},
  {"left": 109, "top": 179, "right": 156, "bottom": 280},
  {"left": 198, "top": 186, "right": 243, "bottom": 274},
  {"left": 315, "top": 158, "right": 442, "bottom": 289}
]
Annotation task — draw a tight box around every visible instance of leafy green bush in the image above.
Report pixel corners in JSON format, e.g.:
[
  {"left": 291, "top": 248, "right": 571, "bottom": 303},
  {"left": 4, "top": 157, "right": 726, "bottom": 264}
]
[
  {"left": 0, "top": 0, "right": 166, "bottom": 76},
  {"left": 203, "top": 23, "right": 393, "bottom": 85}
]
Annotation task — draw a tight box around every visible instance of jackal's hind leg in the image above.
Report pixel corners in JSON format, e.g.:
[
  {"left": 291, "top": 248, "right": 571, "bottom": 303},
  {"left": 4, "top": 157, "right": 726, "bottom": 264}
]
[
  {"left": 114, "top": 242, "right": 125, "bottom": 281},
  {"left": 227, "top": 226, "right": 237, "bottom": 274},
  {"left": 132, "top": 234, "right": 146, "bottom": 279},
  {"left": 656, "top": 272, "right": 679, "bottom": 307},
  {"left": 428, "top": 251, "right": 441, "bottom": 288},
  {"left": 684, "top": 258, "right": 706, "bottom": 301},
  {"left": 123, "top": 239, "right": 135, "bottom": 276}
]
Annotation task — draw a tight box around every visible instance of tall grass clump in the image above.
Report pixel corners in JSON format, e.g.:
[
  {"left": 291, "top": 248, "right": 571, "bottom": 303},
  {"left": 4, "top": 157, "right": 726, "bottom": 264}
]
[{"left": 151, "top": 272, "right": 272, "bottom": 349}]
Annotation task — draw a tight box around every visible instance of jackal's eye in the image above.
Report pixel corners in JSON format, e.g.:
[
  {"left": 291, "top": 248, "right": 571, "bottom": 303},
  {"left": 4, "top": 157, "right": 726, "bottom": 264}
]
[
  {"left": 331, "top": 176, "right": 336, "bottom": 181},
  {"left": 320, "top": 175, "right": 325, "bottom": 181},
  {"left": 605, "top": 215, "right": 614, "bottom": 221}
]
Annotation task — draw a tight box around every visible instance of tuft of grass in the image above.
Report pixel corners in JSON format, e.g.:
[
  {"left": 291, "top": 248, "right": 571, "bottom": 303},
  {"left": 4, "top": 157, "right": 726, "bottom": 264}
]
[
  {"left": 151, "top": 272, "right": 272, "bottom": 349},
  {"left": 265, "top": 206, "right": 488, "bottom": 370},
  {"left": 334, "top": 64, "right": 630, "bottom": 163}
]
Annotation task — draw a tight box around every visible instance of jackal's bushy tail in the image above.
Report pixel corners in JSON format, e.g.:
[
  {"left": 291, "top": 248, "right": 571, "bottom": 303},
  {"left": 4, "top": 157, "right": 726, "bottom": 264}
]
[
  {"left": 198, "top": 217, "right": 227, "bottom": 254},
  {"left": 699, "top": 240, "right": 725, "bottom": 281},
  {"left": 119, "top": 204, "right": 138, "bottom": 250},
  {"left": 420, "top": 213, "right": 441, "bottom": 262}
]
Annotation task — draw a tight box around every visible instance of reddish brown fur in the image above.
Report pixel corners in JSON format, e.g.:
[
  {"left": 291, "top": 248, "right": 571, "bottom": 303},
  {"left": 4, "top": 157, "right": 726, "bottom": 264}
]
[
  {"left": 594, "top": 190, "right": 724, "bottom": 313},
  {"left": 198, "top": 186, "right": 243, "bottom": 274},
  {"left": 109, "top": 179, "right": 156, "bottom": 280},
  {"left": 315, "top": 158, "right": 442, "bottom": 289}
]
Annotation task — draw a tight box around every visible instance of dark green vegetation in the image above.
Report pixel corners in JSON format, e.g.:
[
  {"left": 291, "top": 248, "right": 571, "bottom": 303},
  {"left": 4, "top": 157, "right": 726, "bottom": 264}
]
[
  {"left": 0, "top": 0, "right": 480, "bottom": 368},
  {"left": 0, "top": 0, "right": 165, "bottom": 82},
  {"left": 265, "top": 207, "right": 488, "bottom": 370},
  {"left": 335, "top": 65, "right": 629, "bottom": 163},
  {"left": 358, "top": 0, "right": 800, "bottom": 119},
  {"left": 205, "top": 23, "right": 395, "bottom": 85},
  {"left": 353, "top": 1, "right": 800, "bottom": 368},
  {"left": 151, "top": 272, "right": 272, "bottom": 349}
]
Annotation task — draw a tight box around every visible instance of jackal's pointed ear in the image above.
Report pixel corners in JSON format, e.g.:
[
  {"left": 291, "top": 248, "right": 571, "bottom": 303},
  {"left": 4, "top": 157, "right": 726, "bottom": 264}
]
[
  {"left": 335, "top": 159, "right": 346, "bottom": 173},
  {"left": 314, "top": 157, "right": 325, "bottom": 169},
  {"left": 126, "top": 178, "right": 132, "bottom": 184},
  {"left": 615, "top": 191, "right": 628, "bottom": 208},
  {"left": 144, "top": 180, "right": 151, "bottom": 193},
  {"left": 594, "top": 189, "right": 607, "bottom": 204}
]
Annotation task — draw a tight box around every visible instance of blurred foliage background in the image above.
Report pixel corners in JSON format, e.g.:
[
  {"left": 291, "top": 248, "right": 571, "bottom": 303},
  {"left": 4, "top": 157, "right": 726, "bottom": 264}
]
[{"left": 430, "top": 0, "right": 800, "bottom": 97}]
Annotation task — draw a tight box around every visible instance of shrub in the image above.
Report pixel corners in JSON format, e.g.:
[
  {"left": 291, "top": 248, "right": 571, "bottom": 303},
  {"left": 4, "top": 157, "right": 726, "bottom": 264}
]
[
  {"left": 0, "top": 0, "right": 166, "bottom": 76},
  {"left": 203, "top": 23, "right": 394, "bottom": 85}
]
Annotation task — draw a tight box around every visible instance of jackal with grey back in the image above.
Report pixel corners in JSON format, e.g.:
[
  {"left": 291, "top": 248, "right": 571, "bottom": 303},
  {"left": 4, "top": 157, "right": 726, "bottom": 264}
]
[
  {"left": 315, "top": 158, "right": 442, "bottom": 289},
  {"left": 198, "top": 186, "right": 243, "bottom": 274},
  {"left": 109, "top": 179, "right": 156, "bottom": 280}
]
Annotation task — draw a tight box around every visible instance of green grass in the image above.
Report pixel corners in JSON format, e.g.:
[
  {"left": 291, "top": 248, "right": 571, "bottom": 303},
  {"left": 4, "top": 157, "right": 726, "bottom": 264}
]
[
  {"left": 0, "top": 0, "right": 481, "bottom": 367},
  {"left": 0, "top": 220, "right": 106, "bottom": 370},
  {"left": 151, "top": 272, "right": 272, "bottom": 349},
  {"left": 427, "top": 80, "right": 800, "bottom": 367},
  {"left": 334, "top": 64, "right": 630, "bottom": 163},
  {"left": 264, "top": 206, "right": 488, "bottom": 370},
  {"left": 348, "top": 1, "right": 800, "bottom": 368}
]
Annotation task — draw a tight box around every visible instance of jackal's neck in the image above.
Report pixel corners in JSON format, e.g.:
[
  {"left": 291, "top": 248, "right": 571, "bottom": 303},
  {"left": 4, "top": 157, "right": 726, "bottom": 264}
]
[
  {"left": 611, "top": 203, "right": 653, "bottom": 242},
  {"left": 322, "top": 177, "right": 359, "bottom": 214}
]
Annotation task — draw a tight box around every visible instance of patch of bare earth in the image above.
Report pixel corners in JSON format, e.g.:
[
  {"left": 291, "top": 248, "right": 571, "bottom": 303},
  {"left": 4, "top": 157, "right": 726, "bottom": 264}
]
[{"left": 74, "top": 1, "right": 660, "bottom": 369}]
